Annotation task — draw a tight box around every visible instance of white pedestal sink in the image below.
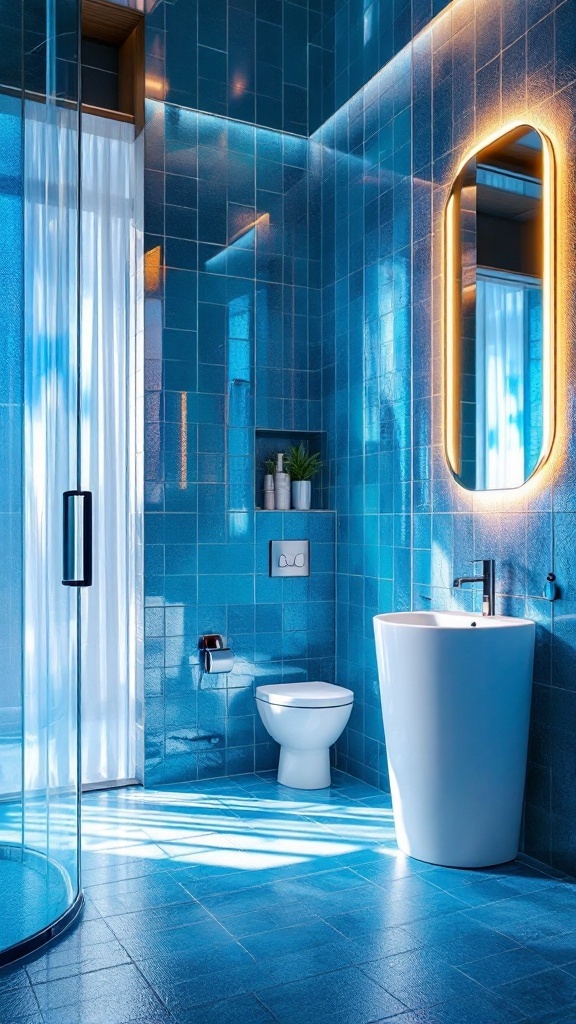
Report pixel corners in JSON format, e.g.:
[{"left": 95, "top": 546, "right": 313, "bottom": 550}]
[{"left": 373, "top": 611, "right": 535, "bottom": 868}]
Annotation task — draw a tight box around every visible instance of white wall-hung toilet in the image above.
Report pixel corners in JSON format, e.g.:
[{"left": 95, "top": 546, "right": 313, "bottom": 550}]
[{"left": 255, "top": 681, "right": 354, "bottom": 789}]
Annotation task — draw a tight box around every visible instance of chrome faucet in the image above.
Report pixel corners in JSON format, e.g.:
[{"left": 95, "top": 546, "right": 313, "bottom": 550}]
[{"left": 453, "top": 559, "right": 496, "bottom": 616}]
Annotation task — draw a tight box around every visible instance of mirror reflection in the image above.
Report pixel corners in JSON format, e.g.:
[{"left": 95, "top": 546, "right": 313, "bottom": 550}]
[{"left": 445, "top": 125, "right": 554, "bottom": 491}]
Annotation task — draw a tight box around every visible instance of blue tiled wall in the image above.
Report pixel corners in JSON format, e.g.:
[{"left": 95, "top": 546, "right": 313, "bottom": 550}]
[
  {"left": 146, "top": 0, "right": 334, "bottom": 137},
  {"left": 315, "top": 0, "right": 576, "bottom": 875},
  {"left": 144, "top": 0, "right": 576, "bottom": 875},
  {"left": 313, "top": 48, "right": 414, "bottom": 792},
  {"left": 143, "top": 100, "right": 334, "bottom": 784},
  {"left": 327, "top": 0, "right": 451, "bottom": 116}
]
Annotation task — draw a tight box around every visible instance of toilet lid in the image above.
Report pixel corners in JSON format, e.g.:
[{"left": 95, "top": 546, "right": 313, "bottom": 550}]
[{"left": 255, "top": 681, "right": 354, "bottom": 708}]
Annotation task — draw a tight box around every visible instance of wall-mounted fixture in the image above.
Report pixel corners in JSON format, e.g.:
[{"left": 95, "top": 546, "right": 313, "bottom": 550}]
[
  {"left": 270, "top": 540, "right": 310, "bottom": 578},
  {"left": 542, "top": 573, "right": 558, "bottom": 601},
  {"left": 444, "top": 124, "right": 556, "bottom": 491},
  {"left": 453, "top": 558, "right": 495, "bottom": 617},
  {"left": 199, "top": 635, "right": 234, "bottom": 673}
]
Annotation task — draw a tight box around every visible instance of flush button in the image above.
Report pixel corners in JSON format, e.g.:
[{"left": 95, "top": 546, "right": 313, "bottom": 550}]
[{"left": 270, "top": 540, "right": 310, "bottom": 577}]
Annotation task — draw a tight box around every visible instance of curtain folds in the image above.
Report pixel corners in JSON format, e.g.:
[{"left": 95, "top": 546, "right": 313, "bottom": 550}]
[
  {"left": 80, "top": 113, "right": 136, "bottom": 785},
  {"left": 23, "top": 102, "right": 79, "bottom": 840},
  {"left": 475, "top": 272, "right": 541, "bottom": 491}
]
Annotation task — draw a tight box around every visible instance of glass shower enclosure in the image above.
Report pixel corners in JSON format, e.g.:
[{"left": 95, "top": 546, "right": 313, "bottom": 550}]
[{"left": 0, "top": 0, "right": 83, "bottom": 962}]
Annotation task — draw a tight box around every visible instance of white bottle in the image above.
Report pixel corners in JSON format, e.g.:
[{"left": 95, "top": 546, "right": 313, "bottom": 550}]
[{"left": 274, "top": 453, "right": 290, "bottom": 510}]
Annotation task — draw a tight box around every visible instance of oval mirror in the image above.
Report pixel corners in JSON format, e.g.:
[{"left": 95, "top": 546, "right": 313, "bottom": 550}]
[{"left": 444, "top": 124, "right": 555, "bottom": 491}]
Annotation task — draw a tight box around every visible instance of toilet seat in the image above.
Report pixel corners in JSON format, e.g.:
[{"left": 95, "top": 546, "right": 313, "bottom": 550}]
[{"left": 256, "top": 681, "right": 354, "bottom": 709}]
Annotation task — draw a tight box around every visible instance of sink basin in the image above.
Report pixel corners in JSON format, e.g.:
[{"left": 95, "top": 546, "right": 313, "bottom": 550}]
[{"left": 373, "top": 610, "right": 535, "bottom": 868}]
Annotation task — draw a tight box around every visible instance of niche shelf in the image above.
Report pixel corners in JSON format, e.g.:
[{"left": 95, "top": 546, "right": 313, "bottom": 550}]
[
  {"left": 82, "top": 0, "right": 144, "bottom": 133},
  {"left": 255, "top": 428, "right": 329, "bottom": 511}
]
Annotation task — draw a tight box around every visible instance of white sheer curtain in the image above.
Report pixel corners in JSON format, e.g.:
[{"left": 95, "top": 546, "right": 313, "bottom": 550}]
[
  {"left": 80, "top": 114, "right": 137, "bottom": 785},
  {"left": 476, "top": 273, "right": 528, "bottom": 490},
  {"left": 23, "top": 102, "right": 79, "bottom": 850}
]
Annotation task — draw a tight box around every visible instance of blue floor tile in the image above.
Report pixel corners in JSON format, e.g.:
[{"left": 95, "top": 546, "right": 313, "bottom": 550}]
[
  {"left": 33, "top": 964, "right": 170, "bottom": 1024},
  {"left": 458, "top": 946, "right": 556, "bottom": 989},
  {"left": 257, "top": 965, "right": 406, "bottom": 1023},
  {"left": 161, "top": 959, "right": 268, "bottom": 1012},
  {"left": 25, "top": 935, "right": 131, "bottom": 985},
  {"left": 117, "top": 917, "right": 237, "bottom": 960},
  {"left": 463, "top": 898, "right": 571, "bottom": 944},
  {"left": 276, "top": 865, "right": 372, "bottom": 896},
  {"left": 305, "top": 882, "right": 398, "bottom": 917},
  {"left": 105, "top": 898, "right": 214, "bottom": 938},
  {"left": 136, "top": 939, "right": 256, "bottom": 988},
  {"left": 3, "top": 772, "right": 574, "bottom": 1024},
  {"left": 214, "top": 900, "right": 319, "bottom": 938},
  {"left": 525, "top": 930, "right": 576, "bottom": 966},
  {"left": 0, "top": 987, "right": 41, "bottom": 1023},
  {"left": 0, "top": 1016, "right": 43, "bottom": 1024},
  {"left": 0, "top": 965, "right": 31, "bottom": 993},
  {"left": 40, "top": 1003, "right": 173, "bottom": 1024},
  {"left": 198, "top": 883, "right": 297, "bottom": 918},
  {"left": 523, "top": 1008, "right": 576, "bottom": 1024},
  {"left": 359, "top": 946, "right": 492, "bottom": 1010},
  {"left": 260, "top": 936, "right": 370, "bottom": 988},
  {"left": 85, "top": 875, "right": 198, "bottom": 917},
  {"left": 384, "top": 986, "right": 526, "bottom": 1023},
  {"left": 349, "top": 927, "right": 422, "bottom": 964},
  {"left": 497, "top": 966, "right": 576, "bottom": 1017},
  {"left": 402, "top": 912, "right": 522, "bottom": 965},
  {"left": 173, "top": 993, "right": 275, "bottom": 1023},
  {"left": 238, "top": 919, "right": 346, "bottom": 960}
]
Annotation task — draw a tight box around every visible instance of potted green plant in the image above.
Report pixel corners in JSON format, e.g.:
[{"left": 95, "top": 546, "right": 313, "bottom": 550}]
[{"left": 284, "top": 443, "right": 322, "bottom": 510}]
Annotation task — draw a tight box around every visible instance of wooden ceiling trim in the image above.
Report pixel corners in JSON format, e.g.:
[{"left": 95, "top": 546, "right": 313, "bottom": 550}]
[{"left": 82, "top": 0, "right": 143, "bottom": 47}]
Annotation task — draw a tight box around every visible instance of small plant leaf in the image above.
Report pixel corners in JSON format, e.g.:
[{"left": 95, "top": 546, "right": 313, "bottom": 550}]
[{"left": 284, "top": 442, "right": 322, "bottom": 481}]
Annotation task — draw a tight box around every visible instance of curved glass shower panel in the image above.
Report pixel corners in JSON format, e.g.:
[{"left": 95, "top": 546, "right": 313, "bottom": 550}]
[
  {"left": 22, "top": 94, "right": 81, "bottom": 936},
  {"left": 0, "top": 0, "right": 82, "bottom": 963},
  {"left": 0, "top": 93, "right": 24, "bottom": 860}
]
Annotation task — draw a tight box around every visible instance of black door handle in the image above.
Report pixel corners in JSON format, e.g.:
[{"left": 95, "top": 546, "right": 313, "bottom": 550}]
[{"left": 62, "top": 491, "right": 93, "bottom": 587}]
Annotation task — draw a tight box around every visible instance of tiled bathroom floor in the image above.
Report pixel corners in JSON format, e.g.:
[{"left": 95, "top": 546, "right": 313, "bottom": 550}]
[{"left": 2, "top": 771, "right": 576, "bottom": 1024}]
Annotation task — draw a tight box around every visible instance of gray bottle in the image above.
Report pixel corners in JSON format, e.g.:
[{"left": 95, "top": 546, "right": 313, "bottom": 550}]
[
  {"left": 274, "top": 453, "right": 290, "bottom": 510},
  {"left": 263, "top": 473, "right": 275, "bottom": 510}
]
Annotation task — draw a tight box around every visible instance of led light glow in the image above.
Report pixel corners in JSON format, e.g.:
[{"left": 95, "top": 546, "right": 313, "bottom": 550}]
[
  {"left": 145, "top": 74, "right": 166, "bottom": 101},
  {"left": 144, "top": 244, "right": 162, "bottom": 294},
  {"left": 443, "top": 120, "right": 558, "bottom": 496},
  {"left": 228, "top": 211, "right": 270, "bottom": 245}
]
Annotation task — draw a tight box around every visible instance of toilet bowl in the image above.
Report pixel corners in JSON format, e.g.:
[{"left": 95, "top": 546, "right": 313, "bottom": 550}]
[{"left": 255, "top": 681, "right": 354, "bottom": 789}]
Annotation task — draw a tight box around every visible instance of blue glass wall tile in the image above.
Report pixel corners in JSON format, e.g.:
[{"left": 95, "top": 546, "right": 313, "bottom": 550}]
[
  {"left": 146, "top": 173, "right": 336, "bottom": 795},
  {"left": 160, "top": 0, "right": 334, "bottom": 135},
  {"left": 142, "top": 0, "right": 576, "bottom": 876}
]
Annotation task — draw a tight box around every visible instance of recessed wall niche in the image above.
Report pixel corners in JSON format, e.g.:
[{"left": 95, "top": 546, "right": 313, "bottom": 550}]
[
  {"left": 255, "top": 429, "right": 328, "bottom": 511},
  {"left": 81, "top": 0, "right": 144, "bottom": 131}
]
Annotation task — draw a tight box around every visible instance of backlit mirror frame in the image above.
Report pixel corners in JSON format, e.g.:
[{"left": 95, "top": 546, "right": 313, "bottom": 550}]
[{"left": 444, "top": 123, "right": 556, "bottom": 491}]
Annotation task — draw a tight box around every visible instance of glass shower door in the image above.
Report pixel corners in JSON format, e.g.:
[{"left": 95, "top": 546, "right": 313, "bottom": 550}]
[{"left": 0, "top": 0, "right": 83, "bottom": 963}]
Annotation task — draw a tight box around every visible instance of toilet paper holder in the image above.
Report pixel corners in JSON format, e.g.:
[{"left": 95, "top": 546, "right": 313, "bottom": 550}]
[{"left": 199, "top": 634, "right": 234, "bottom": 674}]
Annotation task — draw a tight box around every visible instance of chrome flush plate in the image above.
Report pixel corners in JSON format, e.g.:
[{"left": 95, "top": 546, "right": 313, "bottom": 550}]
[{"left": 269, "top": 540, "right": 310, "bottom": 577}]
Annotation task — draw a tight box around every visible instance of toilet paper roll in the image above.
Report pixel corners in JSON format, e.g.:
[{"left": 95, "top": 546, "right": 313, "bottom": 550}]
[{"left": 204, "top": 648, "right": 234, "bottom": 673}]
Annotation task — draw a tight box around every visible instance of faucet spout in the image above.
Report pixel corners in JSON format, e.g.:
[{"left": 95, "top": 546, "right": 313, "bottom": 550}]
[
  {"left": 452, "top": 559, "right": 496, "bottom": 615},
  {"left": 453, "top": 575, "right": 483, "bottom": 588}
]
